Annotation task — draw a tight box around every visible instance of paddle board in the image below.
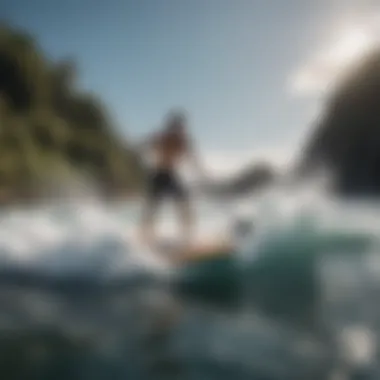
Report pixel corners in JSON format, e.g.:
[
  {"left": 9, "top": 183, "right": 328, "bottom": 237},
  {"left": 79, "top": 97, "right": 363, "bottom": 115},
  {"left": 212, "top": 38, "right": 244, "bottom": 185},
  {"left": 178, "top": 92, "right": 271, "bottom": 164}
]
[
  {"left": 147, "top": 237, "right": 240, "bottom": 305},
  {"left": 153, "top": 238, "right": 234, "bottom": 264}
]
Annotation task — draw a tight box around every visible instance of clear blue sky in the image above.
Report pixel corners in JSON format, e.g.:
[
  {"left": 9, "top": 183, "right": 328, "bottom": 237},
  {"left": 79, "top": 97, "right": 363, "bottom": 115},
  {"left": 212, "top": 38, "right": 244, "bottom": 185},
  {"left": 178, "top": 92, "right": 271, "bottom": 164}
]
[{"left": 1, "top": 0, "right": 369, "bottom": 166}]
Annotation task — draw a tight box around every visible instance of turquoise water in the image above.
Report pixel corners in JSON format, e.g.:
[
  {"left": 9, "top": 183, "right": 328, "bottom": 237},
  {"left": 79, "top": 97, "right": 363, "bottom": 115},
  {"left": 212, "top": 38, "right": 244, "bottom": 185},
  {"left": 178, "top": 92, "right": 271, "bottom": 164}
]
[{"left": 0, "top": 191, "right": 380, "bottom": 379}]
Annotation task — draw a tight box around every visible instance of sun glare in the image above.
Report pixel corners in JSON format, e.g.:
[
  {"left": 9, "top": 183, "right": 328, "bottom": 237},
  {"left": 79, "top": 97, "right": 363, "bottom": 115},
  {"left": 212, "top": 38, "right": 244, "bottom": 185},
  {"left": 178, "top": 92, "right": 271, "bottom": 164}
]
[
  {"left": 291, "top": 22, "right": 380, "bottom": 96},
  {"left": 326, "top": 27, "right": 375, "bottom": 67}
]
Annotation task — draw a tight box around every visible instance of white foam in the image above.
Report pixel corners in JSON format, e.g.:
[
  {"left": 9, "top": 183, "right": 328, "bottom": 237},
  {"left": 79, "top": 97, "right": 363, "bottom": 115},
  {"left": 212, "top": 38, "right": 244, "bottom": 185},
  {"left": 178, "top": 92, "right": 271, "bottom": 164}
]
[
  {"left": 0, "top": 182, "right": 379, "bottom": 282},
  {"left": 0, "top": 198, "right": 233, "bottom": 279}
]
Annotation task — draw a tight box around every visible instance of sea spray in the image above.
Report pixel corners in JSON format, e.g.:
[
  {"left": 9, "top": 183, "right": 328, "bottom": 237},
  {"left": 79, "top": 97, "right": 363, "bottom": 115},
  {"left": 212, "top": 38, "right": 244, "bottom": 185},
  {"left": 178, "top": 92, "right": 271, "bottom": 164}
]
[{"left": 0, "top": 191, "right": 379, "bottom": 378}]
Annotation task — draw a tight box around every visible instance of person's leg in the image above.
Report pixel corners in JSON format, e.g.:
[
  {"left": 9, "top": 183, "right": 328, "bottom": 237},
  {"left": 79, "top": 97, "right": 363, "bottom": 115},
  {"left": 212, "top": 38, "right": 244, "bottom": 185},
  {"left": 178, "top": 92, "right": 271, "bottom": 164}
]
[
  {"left": 170, "top": 174, "right": 193, "bottom": 246},
  {"left": 139, "top": 171, "right": 164, "bottom": 246},
  {"left": 140, "top": 196, "right": 160, "bottom": 246},
  {"left": 176, "top": 197, "right": 193, "bottom": 246}
]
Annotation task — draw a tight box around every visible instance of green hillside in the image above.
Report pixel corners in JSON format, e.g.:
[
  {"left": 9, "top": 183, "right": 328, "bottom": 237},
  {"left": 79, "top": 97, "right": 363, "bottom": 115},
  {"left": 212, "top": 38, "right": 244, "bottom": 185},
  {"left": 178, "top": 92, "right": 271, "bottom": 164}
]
[{"left": 0, "top": 23, "right": 144, "bottom": 204}]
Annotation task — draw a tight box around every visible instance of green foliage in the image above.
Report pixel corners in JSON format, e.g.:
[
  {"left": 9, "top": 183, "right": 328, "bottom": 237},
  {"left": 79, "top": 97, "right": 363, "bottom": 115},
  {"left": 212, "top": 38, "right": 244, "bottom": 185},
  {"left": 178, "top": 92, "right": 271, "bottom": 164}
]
[
  {"left": 301, "top": 48, "right": 380, "bottom": 195},
  {"left": 0, "top": 23, "right": 144, "bottom": 202}
]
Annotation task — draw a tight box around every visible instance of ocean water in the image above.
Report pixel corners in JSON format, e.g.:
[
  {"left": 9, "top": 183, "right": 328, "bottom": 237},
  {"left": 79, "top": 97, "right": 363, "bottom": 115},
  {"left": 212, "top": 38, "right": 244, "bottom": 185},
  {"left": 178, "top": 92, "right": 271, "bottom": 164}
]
[{"left": 0, "top": 188, "right": 380, "bottom": 380}]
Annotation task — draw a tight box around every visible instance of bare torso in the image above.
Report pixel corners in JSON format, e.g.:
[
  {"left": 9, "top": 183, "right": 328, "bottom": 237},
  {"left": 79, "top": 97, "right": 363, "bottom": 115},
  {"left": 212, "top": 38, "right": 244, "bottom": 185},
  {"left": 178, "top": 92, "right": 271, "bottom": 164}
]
[{"left": 152, "top": 131, "right": 189, "bottom": 170}]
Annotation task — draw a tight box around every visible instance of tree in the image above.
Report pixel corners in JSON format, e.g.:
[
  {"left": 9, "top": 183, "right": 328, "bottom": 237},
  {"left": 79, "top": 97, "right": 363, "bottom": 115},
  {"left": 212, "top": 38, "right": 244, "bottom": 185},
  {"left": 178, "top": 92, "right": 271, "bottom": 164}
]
[
  {"left": 0, "top": 23, "right": 144, "bottom": 203},
  {"left": 301, "top": 49, "right": 380, "bottom": 196}
]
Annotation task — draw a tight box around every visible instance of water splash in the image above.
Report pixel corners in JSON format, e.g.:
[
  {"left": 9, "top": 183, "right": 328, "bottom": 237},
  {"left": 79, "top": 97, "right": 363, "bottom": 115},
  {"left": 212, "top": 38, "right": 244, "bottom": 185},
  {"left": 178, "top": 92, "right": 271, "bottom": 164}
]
[{"left": 0, "top": 186, "right": 380, "bottom": 378}]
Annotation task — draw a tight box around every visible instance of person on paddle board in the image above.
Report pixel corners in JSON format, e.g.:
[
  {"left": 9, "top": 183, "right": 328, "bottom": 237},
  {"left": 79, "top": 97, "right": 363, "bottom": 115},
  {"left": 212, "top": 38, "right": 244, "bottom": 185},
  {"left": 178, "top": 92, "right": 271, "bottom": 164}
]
[{"left": 139, "top": 110, "right": 205, "bottom": 246}]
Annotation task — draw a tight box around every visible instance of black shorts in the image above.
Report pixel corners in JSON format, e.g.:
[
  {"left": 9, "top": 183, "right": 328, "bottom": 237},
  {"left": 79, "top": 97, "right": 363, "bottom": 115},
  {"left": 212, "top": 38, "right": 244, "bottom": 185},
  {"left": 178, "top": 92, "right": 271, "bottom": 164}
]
[{"left": 147, "top": 169, "right": 188, "bottom": 201}]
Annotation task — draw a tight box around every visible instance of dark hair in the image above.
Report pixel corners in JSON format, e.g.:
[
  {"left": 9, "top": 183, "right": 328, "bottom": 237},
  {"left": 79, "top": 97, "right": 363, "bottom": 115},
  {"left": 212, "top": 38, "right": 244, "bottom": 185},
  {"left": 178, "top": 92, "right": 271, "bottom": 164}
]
[{"left": 165, "top": 109, "right": 187, "bottom": 127}]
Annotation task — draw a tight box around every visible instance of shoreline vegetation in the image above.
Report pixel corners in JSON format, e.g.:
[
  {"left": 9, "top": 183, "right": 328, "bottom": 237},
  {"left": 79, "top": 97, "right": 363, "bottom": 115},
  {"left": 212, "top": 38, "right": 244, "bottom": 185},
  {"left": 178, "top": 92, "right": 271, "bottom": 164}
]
[
  {"left": 299, "top": 48, "right": 380, "bottom": 197},
  {"left": 0, "top": 23, "right": 145, "bottom": 206}
]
